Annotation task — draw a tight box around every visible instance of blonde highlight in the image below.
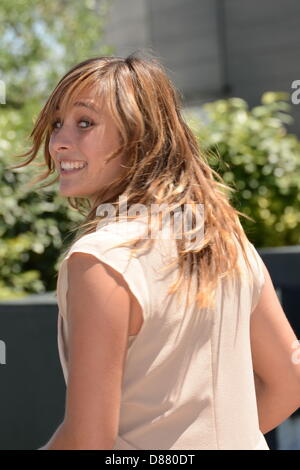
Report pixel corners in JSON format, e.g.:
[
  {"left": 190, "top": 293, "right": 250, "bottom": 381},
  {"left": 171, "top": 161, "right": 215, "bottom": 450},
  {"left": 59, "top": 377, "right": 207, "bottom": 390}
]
[{"left": 10, "top": 51, "right": 257, "bottom": 310}]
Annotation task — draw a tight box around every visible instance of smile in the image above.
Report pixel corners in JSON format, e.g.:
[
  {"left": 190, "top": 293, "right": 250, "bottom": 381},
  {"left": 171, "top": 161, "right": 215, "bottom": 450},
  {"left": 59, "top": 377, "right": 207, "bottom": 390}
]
[
  {"left": 60, "top": 167, "right": 87, "bottom": 175},
  {"left": 59, "top": 161, "right": 87, "bottom": 174}
]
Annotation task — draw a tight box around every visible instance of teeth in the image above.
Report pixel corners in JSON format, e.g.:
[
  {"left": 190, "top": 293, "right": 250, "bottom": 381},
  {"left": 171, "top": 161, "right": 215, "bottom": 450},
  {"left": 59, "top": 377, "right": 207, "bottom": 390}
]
[{"left": 61, "top": 161, "right": 86, "bottom": 170}]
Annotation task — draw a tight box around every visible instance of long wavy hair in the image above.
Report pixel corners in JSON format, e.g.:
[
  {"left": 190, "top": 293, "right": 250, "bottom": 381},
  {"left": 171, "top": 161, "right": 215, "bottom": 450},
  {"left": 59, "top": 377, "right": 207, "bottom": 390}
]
[{"left": 11, "top": 51, "right": 257, "bottom": 310}]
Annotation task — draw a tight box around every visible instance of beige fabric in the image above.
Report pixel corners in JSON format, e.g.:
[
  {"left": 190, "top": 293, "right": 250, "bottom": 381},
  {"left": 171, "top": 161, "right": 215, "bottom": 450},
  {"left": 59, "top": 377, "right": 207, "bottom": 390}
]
[{"left": 56, "top": 217, "right": 269, "bottom": 450}]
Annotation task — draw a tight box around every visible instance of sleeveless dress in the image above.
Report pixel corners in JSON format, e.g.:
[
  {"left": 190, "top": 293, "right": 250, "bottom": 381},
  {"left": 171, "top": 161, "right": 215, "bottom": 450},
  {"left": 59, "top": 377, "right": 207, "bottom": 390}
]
[{"left": 56, "top": 214, "right": 269, "bottom": 450}]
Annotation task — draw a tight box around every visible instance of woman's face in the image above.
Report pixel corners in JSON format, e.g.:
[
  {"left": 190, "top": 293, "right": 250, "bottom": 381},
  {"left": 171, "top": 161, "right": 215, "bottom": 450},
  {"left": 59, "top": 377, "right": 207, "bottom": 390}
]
[{"left": 49, "top": 90, "right": 125, "bottom": 203}]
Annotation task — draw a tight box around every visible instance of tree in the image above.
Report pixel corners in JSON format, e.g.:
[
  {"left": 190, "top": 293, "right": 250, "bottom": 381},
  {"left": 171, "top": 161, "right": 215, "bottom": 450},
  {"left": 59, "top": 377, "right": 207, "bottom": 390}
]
[{"left": 185, "top": 92, "right": 300, "bottom": 247}]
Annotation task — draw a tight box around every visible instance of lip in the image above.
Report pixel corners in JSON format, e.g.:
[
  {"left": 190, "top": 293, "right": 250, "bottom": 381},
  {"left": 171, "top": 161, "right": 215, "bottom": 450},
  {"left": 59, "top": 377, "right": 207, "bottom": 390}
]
[
  {"left": 58, "top": 159, "right": 87, "bottom": 163},
  {"left": 58, "top": 159, "right": 87, "bottom": 165}
]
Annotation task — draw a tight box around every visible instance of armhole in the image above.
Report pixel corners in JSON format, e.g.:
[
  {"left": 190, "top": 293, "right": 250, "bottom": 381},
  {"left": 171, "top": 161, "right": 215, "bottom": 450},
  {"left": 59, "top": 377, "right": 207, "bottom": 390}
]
[{"left": 248, "top": 242, "right": 266, "bottom": 313}]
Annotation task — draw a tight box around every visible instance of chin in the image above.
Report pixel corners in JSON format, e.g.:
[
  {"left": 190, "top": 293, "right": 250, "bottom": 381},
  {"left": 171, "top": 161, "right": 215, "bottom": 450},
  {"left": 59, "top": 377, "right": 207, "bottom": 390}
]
[{"left": 59, "top": 188, "right": 90, "bottom": 198}]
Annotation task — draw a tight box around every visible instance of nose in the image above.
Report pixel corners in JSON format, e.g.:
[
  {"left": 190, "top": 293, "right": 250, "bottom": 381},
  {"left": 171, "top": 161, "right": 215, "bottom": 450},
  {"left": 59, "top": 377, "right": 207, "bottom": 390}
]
[{"left": 50, "top": 125, "right": 74, "bottom": 154}]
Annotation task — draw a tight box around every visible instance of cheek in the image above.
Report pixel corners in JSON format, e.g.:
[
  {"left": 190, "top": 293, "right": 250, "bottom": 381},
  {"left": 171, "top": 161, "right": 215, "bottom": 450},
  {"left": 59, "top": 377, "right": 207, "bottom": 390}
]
[
  {"left": 109, "top": 127, "right": 122, "bottom": 150},
  {"left": 48, "top": 134, "right": 59, "bottom": 158},
  {"left": 48, "top": 140, "right": 56, "bottom": 162},
  {"left": 84, "top": 132, "right": 117, "bottom": 164},
  {"left": 48, "top": 136, "right": 53, "bottom": 154}
]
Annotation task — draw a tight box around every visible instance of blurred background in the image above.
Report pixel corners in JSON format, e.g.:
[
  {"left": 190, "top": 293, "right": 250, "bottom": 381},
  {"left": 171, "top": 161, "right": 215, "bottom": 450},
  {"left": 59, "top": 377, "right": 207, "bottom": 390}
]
[{"left": 0, "top": 0, "right": 300, "bottom": 450}]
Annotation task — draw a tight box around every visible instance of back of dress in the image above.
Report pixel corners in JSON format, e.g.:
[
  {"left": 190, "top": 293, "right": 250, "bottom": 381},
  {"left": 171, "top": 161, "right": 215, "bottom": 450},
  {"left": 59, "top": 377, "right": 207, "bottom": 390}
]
[{"left": 56, "top": 216, "right": 269, "bottom": 450}]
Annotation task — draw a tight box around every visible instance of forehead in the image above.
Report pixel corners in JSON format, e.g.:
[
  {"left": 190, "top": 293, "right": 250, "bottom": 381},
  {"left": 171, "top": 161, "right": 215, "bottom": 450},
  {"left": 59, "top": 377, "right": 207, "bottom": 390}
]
[
  {"left": 55, "top": 86, "right": 103, "bottom": 115},
  {"left": 56, "top": 99, "right": 101, "bottom": 114}
]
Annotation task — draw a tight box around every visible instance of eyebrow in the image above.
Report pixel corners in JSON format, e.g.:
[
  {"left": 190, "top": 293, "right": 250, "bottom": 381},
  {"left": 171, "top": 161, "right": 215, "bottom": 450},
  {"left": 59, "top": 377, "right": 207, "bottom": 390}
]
[{"left": 55, "top": 100, "right": 99, "bottom": 113}]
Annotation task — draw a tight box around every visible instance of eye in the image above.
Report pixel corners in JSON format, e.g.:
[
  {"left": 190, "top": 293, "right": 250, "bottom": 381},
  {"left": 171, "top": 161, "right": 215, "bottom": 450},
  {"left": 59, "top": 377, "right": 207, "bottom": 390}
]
[
  {"left": 78, "top": 119, "right": 93, "bottom": 129},
  {"left": 50, "top": 117, "right": 94, "bottom": 131},
  {"left": 51, "top": 119, "right": 62, "bottom": 129}
]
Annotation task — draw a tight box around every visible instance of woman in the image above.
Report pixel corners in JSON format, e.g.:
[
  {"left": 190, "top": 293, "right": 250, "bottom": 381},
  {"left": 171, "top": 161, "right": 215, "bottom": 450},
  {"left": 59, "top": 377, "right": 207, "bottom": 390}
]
[{"left": 13, "top": 53, "right": 300, "bottom": 450}]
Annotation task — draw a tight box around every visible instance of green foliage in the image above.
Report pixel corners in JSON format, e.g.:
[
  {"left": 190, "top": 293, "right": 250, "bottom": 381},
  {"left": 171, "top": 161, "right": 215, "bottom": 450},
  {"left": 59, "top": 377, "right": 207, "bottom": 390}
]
[
  {"left": 0, "top": 0, "right": 112, "bottom": 106},
  {"left": 0, "top": 0, "right": 114, "bottom": 299},
  {"left": 185, "top": 92, "right": 300, "bottom": 247}
]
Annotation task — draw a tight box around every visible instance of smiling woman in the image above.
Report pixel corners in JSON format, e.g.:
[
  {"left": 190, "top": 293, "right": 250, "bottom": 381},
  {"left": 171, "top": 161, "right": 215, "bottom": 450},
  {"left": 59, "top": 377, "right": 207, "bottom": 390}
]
[{"left": 10, "top": 52, "right": 300, "bottom": 450}]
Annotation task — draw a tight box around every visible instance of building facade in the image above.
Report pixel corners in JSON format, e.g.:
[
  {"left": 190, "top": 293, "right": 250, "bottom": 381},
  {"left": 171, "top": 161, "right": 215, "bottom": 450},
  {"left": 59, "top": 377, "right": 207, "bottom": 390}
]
[{"left": 103, "top": 0, "right": 300, "bottom": 135}]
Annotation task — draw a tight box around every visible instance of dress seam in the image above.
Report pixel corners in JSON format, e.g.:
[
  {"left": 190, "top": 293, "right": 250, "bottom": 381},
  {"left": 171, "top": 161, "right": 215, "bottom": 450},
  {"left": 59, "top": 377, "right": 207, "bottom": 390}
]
[{"left": 210, "top": 336, "right": 219, "bottom": 449}]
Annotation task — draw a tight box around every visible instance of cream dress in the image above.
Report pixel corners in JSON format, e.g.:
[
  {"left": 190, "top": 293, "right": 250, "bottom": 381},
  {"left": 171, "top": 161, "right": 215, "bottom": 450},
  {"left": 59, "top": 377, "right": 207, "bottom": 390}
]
[{"left": 56, "top": 215, "right": 270, "bottom": 450}]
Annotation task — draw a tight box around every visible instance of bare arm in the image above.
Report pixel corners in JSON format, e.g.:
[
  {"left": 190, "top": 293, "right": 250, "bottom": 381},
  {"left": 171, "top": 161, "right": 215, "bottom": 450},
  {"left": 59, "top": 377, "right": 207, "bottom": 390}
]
[
  {"left": 254, "top": 371, "right": 300, "bottom": 435},
  {"left": 39, "top": 252, "right": 133, "bottom": 449},
  {"left": 250, "top": 258, "right": 300, "bottom": 434},
  {"left": 37, "top": 422, "right": 67, "bottom": 450}
]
